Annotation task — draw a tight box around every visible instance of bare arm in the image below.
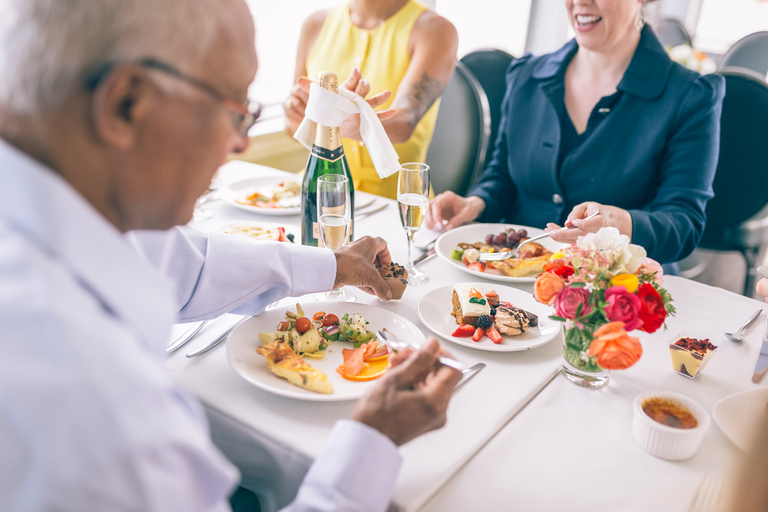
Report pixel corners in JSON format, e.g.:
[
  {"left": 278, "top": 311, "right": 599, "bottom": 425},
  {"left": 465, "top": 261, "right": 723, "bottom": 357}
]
[{"left": 384, "top": 11, "right": 458, "bottom": 143}]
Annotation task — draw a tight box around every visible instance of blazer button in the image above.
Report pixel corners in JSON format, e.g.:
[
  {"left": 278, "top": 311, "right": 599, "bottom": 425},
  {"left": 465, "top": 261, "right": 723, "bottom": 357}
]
[{"left": 552, "top": 194, "right": 564, "bottom": 205}]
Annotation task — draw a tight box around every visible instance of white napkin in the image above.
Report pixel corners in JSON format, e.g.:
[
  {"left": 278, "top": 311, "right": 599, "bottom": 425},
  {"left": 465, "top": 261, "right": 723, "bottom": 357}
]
[{"left": 293, "top": 83, "right": 400, "bottom": 179}]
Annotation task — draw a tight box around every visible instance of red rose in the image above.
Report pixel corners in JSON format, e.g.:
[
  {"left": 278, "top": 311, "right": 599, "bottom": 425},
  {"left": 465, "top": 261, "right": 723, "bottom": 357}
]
[
  {"left": 636, "top": 283, "right": 666, "bottom": 333},
  {"left": 554, "top": 287, "right": 592, "bottom": 320},
  {"left": 543, "top": 260, "right": 575, "bottom": 278},
  {"left": 604, "top": 286, "right": 643, "bottom": 331}
]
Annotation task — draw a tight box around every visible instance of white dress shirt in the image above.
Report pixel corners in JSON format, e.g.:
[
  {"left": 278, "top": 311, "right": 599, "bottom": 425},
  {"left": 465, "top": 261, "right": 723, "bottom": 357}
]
[{"left": 0, "top": 138, "right": 401, "bottom": 512}]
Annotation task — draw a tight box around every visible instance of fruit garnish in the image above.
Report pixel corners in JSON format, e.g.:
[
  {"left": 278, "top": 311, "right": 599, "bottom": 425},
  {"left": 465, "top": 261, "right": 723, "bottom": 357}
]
[
  {"left": 337, "top": 357, "right": 390, "bottom": 381},
  {"left": 468, "top": 262, "right": 486, "bottom": 272},
  {"left": 472, "top": 327, "right": 485, "bottom": 342},
  {"left": 486, "top": 326, "right": 503, "bottom": 344},
  {"left": 452, "top": 324, "right": 475, "bottom": 337},
  {"left": 469, "top": 288, "right": 483, "bottom": 299},
  {"left": 476, "top": 315, "right": 493, "bottom": 329},
  {"left": 294, "top": 317, "right": 311, "bottom": 334}
]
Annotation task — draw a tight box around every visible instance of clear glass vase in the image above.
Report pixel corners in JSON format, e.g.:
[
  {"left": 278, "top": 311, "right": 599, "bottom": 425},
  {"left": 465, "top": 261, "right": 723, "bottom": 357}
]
[{"left": 562, "top": 325, "right": 610, "bottom": 389}]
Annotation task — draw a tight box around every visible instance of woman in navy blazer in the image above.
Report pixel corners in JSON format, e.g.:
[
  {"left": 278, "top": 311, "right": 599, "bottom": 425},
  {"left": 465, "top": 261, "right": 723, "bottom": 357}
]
[{"left": 426, "top": 0, "right": 725, "bottom": 264}]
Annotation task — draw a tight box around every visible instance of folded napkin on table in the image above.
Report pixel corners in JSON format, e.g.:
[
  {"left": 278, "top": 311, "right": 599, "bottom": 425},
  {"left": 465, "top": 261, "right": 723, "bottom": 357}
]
[{"left": 293, "top": 83, "right": 400, "bottom": 179}]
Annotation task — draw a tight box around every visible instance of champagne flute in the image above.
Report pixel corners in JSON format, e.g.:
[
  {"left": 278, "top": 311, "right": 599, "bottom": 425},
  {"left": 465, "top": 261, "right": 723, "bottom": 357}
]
[
  {"left": 317, "top": 174, "right": 355, "bottom": 302},
  {"left": 397, "top": 163, "right": 430, "bottom": 285}
]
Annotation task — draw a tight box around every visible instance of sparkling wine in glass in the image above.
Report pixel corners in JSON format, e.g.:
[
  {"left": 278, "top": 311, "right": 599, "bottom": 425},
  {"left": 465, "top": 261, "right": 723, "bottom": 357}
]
[
  {"left": 317, "top": 174, "right": 355, "bottom": 301},
  {"left": 398, "top": 163, "right": 430, "bottom": 285}
]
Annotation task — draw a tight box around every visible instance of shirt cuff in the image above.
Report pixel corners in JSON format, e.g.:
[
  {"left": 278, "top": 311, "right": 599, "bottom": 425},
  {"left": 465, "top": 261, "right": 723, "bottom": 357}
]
[
  {"left": 298, "top": 419, "right": 402, "bottom": 511},
  {"left": 287, "top": 245, "right": 337, "bottom": 297}
]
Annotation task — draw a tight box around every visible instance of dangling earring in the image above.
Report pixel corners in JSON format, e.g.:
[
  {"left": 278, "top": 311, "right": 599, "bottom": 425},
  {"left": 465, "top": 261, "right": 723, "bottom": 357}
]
[{"left": 636, "top": 1, "right": 646, "bottom": 31}]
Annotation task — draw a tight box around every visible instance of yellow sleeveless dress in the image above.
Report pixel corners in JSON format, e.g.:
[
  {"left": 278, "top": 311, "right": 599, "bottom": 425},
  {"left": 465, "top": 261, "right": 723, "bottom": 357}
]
[{"left": 306, "top": 0, "right": 440, "bottom": 199}]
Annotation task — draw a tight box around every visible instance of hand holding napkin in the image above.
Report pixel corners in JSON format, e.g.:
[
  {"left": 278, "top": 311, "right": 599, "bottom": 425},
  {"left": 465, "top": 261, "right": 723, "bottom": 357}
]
[{"left": 293, "top": 82, "right": 400, "bottom": 179}]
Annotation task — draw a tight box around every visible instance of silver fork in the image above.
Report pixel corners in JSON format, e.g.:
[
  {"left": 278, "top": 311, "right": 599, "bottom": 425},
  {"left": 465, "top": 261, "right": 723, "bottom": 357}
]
[
  {"left": 688, "top": 474, "right": 724, "bottom": 512},
  {"left": 378, "top": 329, "right": 465, "bottom": 371},
  {"left": 478, "top": 210, "right": 602, "bottom": 262}
]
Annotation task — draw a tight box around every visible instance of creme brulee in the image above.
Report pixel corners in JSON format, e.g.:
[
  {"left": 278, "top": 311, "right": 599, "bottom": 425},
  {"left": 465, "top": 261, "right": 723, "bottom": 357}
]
[{"left": 642, "top": 397, "right": 699, "bottom": 429}]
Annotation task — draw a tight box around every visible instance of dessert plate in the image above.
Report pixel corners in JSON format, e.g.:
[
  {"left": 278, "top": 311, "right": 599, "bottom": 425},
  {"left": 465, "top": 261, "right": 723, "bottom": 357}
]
[
  {"left": 215, "top": 220, "right": 300, "bottom": 244},
  {"left": 713, "top": 387, "right": 768, "bottom": 452},
  {"left": 434, "top": 223, "right": 566, "bottom": 283},
  {"left": 417, "top": 283, "right": 559, "bottom": 352},
  {"left": 227, "top": 301, "right": 425, "bottom": 401},
  {"left": 220, "top": 176, "right": 301, "bottom": 216}
]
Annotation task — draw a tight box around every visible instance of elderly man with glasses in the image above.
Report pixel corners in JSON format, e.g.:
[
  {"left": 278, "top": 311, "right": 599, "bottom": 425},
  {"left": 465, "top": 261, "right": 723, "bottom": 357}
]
[{"left": 0, "top": 1, "right": 461, "bottom": 511}]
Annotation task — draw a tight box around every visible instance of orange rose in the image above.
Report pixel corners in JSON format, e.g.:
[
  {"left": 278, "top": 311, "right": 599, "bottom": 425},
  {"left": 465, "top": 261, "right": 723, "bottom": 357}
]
[
  {"left": 588, "top": 321, "right": 643, "bottom": 370},
  {"left": 534, "top": 271, "right": 565, "bottom": 305}
]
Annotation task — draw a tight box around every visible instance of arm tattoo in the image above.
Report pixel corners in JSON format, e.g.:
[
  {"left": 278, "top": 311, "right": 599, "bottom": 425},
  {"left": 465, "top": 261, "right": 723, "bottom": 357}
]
[{"left": 396, "top": 72, "right": 444, "bottom": 129}]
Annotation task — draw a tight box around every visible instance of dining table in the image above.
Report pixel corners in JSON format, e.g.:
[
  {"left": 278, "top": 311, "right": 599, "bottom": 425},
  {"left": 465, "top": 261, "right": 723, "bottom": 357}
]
[{"left": 166, "top": 160, "right": 768, "bottom": 512}]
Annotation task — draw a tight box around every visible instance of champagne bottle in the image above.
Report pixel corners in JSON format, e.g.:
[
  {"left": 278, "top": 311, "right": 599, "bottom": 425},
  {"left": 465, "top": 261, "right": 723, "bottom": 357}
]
[{"left": 301, "top": 71, "right": 355, "bottom": 247}]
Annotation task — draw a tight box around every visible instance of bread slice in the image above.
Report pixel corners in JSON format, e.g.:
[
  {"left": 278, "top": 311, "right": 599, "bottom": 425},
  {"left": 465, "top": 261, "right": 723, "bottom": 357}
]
[{"left": 256, "top": 341, "right": 333, "bottom": 394}]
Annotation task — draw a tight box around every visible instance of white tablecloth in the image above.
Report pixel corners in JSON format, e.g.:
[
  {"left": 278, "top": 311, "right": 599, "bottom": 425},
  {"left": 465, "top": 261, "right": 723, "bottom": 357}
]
[{"left": 166, "top": 161, "right": 767, "bottom": 512}]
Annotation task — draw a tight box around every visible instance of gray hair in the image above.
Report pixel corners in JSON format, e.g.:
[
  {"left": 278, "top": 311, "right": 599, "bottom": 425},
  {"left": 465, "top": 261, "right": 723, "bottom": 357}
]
[{"left": 0, "top": 0, "right": 223, "bottom": 114}]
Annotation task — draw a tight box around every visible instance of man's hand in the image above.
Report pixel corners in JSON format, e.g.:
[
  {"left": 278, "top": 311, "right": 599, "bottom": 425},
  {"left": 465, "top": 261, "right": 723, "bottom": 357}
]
[
  {"left": 425, "top": 191, "right": 485, "bottom": 231},
  {"left": 351, "top": 339, "right": 462, "bottom": 446},
  {"left": 333, "top": 236, "right": 393, "bottom": 300}
]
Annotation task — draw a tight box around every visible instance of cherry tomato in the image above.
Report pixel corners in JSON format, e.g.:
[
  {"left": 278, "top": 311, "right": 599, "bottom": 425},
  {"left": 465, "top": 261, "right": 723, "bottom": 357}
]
[
  {"left": 277, "top": 321, "right": 290, "bottom": 331},
  {"left": 313, "top": 311, "right": 326, "bottom": 321},
  {"left": 295, "top": 317, "right": 312, "bottom": 334},
  {"left": 322, "top": 314, "right": 339, "bottom": 327}
]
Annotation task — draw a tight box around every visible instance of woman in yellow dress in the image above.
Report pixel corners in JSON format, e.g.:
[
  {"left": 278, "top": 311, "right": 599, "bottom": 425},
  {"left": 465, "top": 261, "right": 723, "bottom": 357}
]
[{"left": 284, "top": 0, "right": 457, "bottom": 199}]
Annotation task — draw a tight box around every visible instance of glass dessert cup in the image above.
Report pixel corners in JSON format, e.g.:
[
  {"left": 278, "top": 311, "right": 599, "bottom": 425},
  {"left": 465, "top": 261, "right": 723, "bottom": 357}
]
[{"left": 669, "top": 334, "right": 717, "bottom": 379}]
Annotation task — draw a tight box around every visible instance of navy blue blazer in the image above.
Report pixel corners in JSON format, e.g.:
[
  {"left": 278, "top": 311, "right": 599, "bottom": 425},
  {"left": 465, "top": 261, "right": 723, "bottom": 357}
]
[{"left": 469, "top": 26, "right": 725, "bottom": 264}]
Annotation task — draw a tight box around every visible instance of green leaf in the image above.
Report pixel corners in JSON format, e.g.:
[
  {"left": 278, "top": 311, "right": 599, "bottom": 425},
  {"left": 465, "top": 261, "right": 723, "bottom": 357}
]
[{"left": 570, "top": 282, "right": 586, "bottom": 288}]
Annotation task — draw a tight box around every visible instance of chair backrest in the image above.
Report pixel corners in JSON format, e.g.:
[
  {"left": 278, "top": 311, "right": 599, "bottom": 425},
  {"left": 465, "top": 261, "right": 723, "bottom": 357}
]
[
  {"left": 459, "top": 48, "right": 515, "bottom": 173},
  {"left": 699, "top": 67, "right": 768, "bottom": 250},
  {"left": 651, "top": 18, "right": 692, "bottom": 48},
  {"left": 718, "top": 31, "right": 768, "bottom": 78},
  {"left": 425, "top": 61, "right": 490, "bottom": 196}
]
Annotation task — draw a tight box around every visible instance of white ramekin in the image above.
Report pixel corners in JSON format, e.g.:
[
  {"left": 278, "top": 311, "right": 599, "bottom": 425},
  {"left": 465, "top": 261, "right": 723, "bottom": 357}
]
[{"left": 632, "top": 391, "right": 711, "bottom": 461}]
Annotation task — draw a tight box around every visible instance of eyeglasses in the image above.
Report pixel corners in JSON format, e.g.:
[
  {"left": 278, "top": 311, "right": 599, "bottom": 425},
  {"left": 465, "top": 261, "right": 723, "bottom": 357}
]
[{"left": 84, "top": 58, "right": 261, "bottom": 137}]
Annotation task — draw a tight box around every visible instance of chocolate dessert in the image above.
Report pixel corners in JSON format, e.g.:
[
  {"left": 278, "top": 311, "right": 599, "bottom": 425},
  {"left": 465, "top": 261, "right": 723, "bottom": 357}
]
[
  {"left": 377, "top": 262, "right": 408, "bottom": 300},
  {"left": 494, "top": 305, "right": 538, "bottom": 335}
]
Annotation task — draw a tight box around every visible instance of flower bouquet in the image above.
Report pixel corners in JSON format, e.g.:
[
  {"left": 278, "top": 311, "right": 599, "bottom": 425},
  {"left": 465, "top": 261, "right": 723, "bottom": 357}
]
[{"left": 533, "top": 228, "right": 675, "bottom": 388}]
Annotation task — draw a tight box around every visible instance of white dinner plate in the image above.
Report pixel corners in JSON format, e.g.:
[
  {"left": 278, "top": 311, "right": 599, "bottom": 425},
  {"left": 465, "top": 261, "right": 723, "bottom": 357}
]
[
  {"left": 220, "top": 176, "right": 301, "bottom": 216},
  {"left": 713, "top": 387, "right": 768, "bottom": 452},
  {"left": 434, "top": 223, "right": 565, "bottom": 283},
  {"left": 227, "top": 301, "right": 426, "bottom": 401},
  {"left": 215, "top": 220, "right": 301, "bottom": 244},
  {"left": 417, "top": 282, "right": 560, "bottom": 352}
]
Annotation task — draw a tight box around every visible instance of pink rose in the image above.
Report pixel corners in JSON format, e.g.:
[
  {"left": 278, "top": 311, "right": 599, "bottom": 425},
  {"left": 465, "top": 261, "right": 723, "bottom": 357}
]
[
  {"left": 604, "top": 286, "right": 643, "bottom": 331},
  {"left": 637, "top": 257, "right": 664, "bottom": 286},
  {"left": 554, "top": 287, "right": 592, "bottom": 320}
]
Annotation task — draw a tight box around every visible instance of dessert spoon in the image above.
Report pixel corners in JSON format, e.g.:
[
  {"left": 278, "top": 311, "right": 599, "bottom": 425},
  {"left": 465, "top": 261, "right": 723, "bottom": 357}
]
[{"left": 723, "top": 308, "right": 762, "bottom": 342}]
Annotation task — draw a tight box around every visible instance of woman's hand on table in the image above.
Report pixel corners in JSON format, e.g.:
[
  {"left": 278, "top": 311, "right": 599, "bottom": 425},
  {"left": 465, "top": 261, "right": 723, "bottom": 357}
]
[
  {"left": 333, "top": 236, "right": 393, "bottom": 300},
  {"left": 351, "top": 338, "right": 462, "bottom": 447},
  {"left": 546, "top": 202, "right": 633, "bottom": 243},
  {"left": 425, "top": 192, "right": 485, "bottom": 231}
]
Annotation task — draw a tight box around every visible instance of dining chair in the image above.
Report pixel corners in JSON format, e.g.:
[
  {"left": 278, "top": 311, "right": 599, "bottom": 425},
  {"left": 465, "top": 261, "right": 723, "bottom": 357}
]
[
  {"left": 425, "top": 60, "right": 490, "bottom": 196},
  {"left": 697, "top": 67, "right": 768, "bottom": 296},
  {"left": 651, "top": 18, "right": 693, "bottom": 48},
  {"left": 459, "top": 48, "right": 516, "bottom": 173},
  {"left": 718, "top": 31, "right": 768, "bottom": 78}
]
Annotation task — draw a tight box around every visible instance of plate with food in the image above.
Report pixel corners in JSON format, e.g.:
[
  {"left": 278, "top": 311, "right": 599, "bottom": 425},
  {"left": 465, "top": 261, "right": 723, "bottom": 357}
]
[
  {"left": 215, "top": 220, "right": 300, "bottom": 243},
  {"left": 417, "top": 282, "right": 559, "bottom": 352},
  {"left": 435, "top": 223, "right": 565, "bottom": 283},
  {"left": 227, "top": 302, "right": 425, "bottom": 401},
  {"left": 220, "top": 177, "right": 301, "bottom": 215}
]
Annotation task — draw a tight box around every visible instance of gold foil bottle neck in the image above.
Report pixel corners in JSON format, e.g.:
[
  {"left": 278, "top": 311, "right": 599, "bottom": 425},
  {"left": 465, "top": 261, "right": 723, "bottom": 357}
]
[{"left": 316, "top": 71, "right": 339, "bottom": 93}]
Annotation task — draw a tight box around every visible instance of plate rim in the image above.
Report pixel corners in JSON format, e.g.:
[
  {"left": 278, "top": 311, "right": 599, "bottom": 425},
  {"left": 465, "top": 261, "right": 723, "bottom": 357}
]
[
  {"left": 214, "top": 220, "right": 301, "bottom": 243},
  {"left": 226, "top": 301, "right": 426, "bottom": 401},
  {"left": 417, "top": 282, "right": 560, "bottom": 352},
  {"left": 713, "top": 386, "right": 768, "bottom": 451},
  {"left": 434, "top": 223, "right": 564, "bottom": 283},
  {"left": 220, "top": 176, "right": 301, "bottom": 216}
]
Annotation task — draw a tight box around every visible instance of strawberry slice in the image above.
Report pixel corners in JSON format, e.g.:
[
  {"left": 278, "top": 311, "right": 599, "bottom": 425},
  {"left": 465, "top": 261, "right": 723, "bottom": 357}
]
[
  {"left": 472, "top": 327, "right": 485, "bottom": 342},
  {"left": 486, "top": 326, "right": 503, "bottom": 344},
  {"left": 468, "top": 262, "right": 485, "bottom": 273},
  {"left": 452, "top": 324, "right": 475, "bottom": 337}
]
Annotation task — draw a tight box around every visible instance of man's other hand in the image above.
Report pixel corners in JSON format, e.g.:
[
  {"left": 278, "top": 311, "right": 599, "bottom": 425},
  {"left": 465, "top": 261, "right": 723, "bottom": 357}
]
[{"left": 333, "top": 236, "right": 393, "bottom": 300}]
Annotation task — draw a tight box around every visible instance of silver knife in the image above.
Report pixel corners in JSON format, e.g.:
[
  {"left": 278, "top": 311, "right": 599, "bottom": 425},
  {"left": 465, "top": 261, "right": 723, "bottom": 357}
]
[
  {"left": 413, "top": 247, "right": 436, "bottom": 265},
  {"left": 166, "top": 320, "right": 208, "bottom": 354},
  {"left": 752, "top": 316, "right": 768, "bottom": 383},
  {"left": 454, "top": 362, "right": 485, "bottom": 393},
  {"left": 186, "top": 316, "right": 250, "bottom": 358}
]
